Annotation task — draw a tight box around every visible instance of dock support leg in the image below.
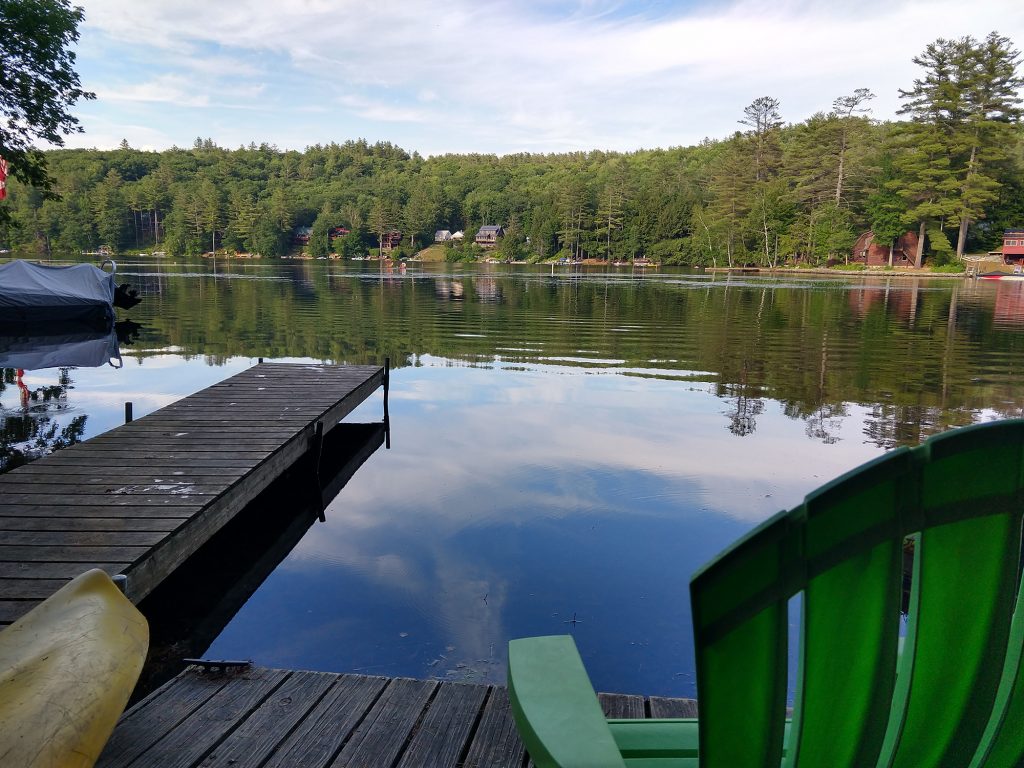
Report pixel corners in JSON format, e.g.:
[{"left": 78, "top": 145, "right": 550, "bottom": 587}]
[
  {"left": 384, "top": 357, "right": 391, "bottom": 450},
  {"left": 124, "top": 402, "right": 133, "bottom": 423},
  {"left": 311, "top": 420, "right": 325, "bottom": 522}
]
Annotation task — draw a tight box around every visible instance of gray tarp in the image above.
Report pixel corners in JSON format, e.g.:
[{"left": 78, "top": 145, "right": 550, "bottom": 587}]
[
  {"left": 0, "top": 325, "right": 121, "bottom": 370},
  {"left": 0, "top": 261, "right": 115, "bottom": 321}
]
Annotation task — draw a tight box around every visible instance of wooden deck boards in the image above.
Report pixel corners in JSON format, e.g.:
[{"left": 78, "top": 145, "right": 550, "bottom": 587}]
[
  {"left": 99, "top": 666, "right": 698, "bottom": 768},
  {"left": 0, "top": 362, "right": 384, "bottom": 624}
]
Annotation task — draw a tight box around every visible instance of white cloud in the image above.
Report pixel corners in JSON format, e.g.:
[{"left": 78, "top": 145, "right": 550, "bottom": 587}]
[{"left": 74, "top": 0, "right": 1024, "bottom": 152}]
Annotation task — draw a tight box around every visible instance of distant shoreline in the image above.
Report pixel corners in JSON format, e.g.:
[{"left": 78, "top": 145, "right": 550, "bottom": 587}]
[{"left": 704, "top": 266, "right": 969, "bottom": 280}]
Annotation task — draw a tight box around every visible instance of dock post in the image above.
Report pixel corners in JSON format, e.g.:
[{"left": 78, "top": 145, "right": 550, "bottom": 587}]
[
  {"left": 384, "top": 357, "right": 391, "bottom": 449},
  {"left": 311, "top": 420, "right": 326, "bottom": 522},
  {"left": 124, "top": 402, "right": 133, "bottom": 423}
]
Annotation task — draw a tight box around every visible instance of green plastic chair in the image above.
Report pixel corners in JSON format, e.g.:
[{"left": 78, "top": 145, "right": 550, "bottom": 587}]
[{"left": 508, "top": 419, "right": 1024, "bottom": 767}]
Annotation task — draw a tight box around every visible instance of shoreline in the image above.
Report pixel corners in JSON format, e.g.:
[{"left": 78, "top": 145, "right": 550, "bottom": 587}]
[{"left": 704, "top": 266, "right": 970, "bottom": 280}]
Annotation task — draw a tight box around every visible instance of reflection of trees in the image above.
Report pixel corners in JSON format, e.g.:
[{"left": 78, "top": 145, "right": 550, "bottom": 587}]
[
  {"left": 1, "top": 368, "right": 87, "bottom": 473},
  {"left": 783, "top": 402, "right": 848, "bottom": 445},
  {"left": 121, "top": 263, "right": 1024, "bottom": 446},
  {"left": 722, "top": 386, "right": 764, "bottom": 437},
  {"left": 862, "top": 403, "right": 977, "bottom": 451}
]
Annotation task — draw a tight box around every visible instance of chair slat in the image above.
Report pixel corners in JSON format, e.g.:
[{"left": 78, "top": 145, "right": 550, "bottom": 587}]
[
  {"left": 880, "top": 421, "right": 1024, "bottom": 768},
  {"left": 882, "top": 515, "right": 1020, "bottom": 767},
  {"left": 787, "top": 457, "right": 907, "bottom": 768},
  {"left": 693, "top": 604, "right": 787, "bottom": 767},
  {"left": 788, "top": 544, "right": 902, "bottom": 767},
  {"left": 969, "top": 573, "right": 1024, "bottom": 767}
]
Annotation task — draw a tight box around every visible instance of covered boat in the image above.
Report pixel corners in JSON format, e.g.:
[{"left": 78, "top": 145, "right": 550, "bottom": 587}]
[{"left": 0, "top": 259, "right": 133, "bottom": 325}]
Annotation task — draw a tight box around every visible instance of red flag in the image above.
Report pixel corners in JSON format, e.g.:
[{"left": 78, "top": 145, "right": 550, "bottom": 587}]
[{"left": 0, "top": 157, "right": 7, "bottom": 200}]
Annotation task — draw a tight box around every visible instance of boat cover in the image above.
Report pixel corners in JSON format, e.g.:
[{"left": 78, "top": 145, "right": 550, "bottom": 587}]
[
  {"left": 0, "top": 324, "right": 121, "bottom": 370},
  {"left": 0, "top": 260, "right": 115, "bottom": 322}
]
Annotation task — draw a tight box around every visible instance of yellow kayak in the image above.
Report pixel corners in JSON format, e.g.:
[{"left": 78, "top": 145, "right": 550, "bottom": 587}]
[{"left": 0, "top": 569, "right": 149, "bottom": 768}]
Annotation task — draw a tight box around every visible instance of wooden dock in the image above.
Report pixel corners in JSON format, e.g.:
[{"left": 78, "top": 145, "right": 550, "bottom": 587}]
[
  {"left": 99, "top": 665, "right": 697, "bottom": 768},
  {"left": 0, "top": 362, "right": 385, "bottom": 625}
]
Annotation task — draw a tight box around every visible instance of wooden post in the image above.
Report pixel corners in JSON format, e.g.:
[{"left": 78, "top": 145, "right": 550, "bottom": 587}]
[
  {"left": 311, "top": 420, "right": 325, "bottom": 522},
  {"left": 384, "top": 357, "right": 391, "bottom": 450},
  {"left": 124, "top": 402, "right": 133, "bottom": 423}
]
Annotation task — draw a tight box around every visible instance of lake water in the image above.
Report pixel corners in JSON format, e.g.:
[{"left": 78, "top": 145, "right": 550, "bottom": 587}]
[{"left": 2, "top": 258, "right": 1023, "bottom": 697}]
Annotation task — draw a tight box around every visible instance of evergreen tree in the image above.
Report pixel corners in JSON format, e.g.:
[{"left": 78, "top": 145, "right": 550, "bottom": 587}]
[
  {"left": 91, "top": 169, "right": 126, "bottom": 250},
  {"left": 897, "top": 33, "right": 1024, "bottom": 260},
  {"left": 739, "top": 97, "right": 783, "bottom": 182},
  {"left": 951, "top": 33, "right": 1024, "bottom": 256},
  {"left": 308, "top": 204, "right": 333, "bottom": 258},
  {"left": 866, "top": 155, "right": 908, "bottom": 267}
]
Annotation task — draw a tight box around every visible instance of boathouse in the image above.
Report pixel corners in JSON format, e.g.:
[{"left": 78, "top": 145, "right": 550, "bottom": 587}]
[
  {"left": 852, "top": 230, "right": 920, "bottom": 267},
  {"left": 475, "top": 225, "right": 504, "bottom": 247},
  {"left": 1002, "top": 229, "right": 1024, "bottom": 265}
]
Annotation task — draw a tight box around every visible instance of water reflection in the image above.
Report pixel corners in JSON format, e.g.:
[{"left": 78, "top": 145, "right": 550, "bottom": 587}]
[
  {"left": 136, "top": 421, "right": 385, "bottom": 698},
  {"left": 86, "top": 260, "right": 1024, "bottom": 454},
  {"left": 994, "top": 281, "right": 1024, "bottom": 328},
  {"left": 4, "top": 259, "right": 1024, "bottom": 696},
  {"left": 0, "top": 319, "right": 141, "bottom": 472}
]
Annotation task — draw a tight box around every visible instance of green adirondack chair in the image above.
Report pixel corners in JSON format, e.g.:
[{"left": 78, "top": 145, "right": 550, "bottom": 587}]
[{"left": 508, "top": 418, "right": 1024, "bottom": 767}]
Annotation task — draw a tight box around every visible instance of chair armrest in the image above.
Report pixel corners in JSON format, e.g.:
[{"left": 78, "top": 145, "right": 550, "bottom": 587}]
[{"left": 508, "top": 635, "right": 625, "bottom": 768}]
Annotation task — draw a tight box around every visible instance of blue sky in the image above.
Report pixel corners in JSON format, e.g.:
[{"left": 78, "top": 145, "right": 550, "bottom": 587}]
[{"left": 67, "top": 0, "right": 1024, "bottom": 156}]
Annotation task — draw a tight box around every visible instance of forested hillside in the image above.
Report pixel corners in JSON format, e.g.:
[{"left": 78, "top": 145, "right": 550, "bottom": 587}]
[{"left": 2, "top": 33, "right": 1022, "bottom": 267}]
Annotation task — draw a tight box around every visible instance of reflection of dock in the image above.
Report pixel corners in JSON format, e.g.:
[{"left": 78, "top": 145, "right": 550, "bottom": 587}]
[
  {"left": 99, "top": 664, "right": 695, "bottom": 768},
  {"left": 136, "top": 420, "right": 386, "bottom": 696},
  {"left": 0, "top": 362, "right": 385, "bottom": 625}
]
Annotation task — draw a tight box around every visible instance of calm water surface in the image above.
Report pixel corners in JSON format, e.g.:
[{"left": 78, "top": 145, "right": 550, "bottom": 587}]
[{"left": 3, "top": 258, "right": 1023, "bottom": 697}]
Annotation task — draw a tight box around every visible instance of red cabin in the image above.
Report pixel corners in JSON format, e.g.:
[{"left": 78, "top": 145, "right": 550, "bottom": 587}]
[
  {"left": 329, "top": 227, "right": 350, "bottom": 239},
  {"left": 851, "top": 230, "right": 920, "bottom": 267},
  {"left": 1002, "top": 230, "right": 1024, "bottom": 265}
]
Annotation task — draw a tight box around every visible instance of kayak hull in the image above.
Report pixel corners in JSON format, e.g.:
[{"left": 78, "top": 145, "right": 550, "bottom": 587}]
[{"left": 0, "top": 569, "right": 149, "bottom": 768}]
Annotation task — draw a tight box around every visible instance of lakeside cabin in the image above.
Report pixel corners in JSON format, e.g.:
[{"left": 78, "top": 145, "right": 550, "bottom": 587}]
[
  {"left": 435, "top": 230, "right": 452, "bottom": 242},
  {"left": 475, "top": 225, "right": 504, "bottom": 247},
  {"left": 851, "top": 230, "right": 920, "bottom": 267},
  {"left": 380, "top": 230, "right": 402, "bottom": 252},
  {"left": 451, "top": 230, "right": 465, "bottom": 241},
  {"left": 1002, "top": 229, "right": 1024, "bottom": 265}
]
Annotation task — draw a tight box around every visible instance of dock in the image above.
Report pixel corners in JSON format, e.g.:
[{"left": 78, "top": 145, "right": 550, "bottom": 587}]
[
  {"left": 0, "top": 362, "right": 386, "bottom": 625},
  {"left": 99, "top": 665, "right": 697, "bottom": 768}
]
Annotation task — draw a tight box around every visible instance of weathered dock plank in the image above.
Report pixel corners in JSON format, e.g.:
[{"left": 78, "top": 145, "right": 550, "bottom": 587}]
[
  {"left": 260, "top": 674, "right": 389, "bottom": 768},
  {"left": 101, "top": 666, "right": 697, "bottom": 768},
  {"left": 335, "top": 677, "right": 438, "bottom": 768},
  {"left": 195, "top": 670, "right": 337, "bottom": 768},
  {"left": 396, "top": 681, "right": 489, "bottom": 768},
  {"left": 0, "top": 362, "right": 384, "bottom": 624},
  {"left": 462, "top": 686, "right": 526, "bottom": 768}
]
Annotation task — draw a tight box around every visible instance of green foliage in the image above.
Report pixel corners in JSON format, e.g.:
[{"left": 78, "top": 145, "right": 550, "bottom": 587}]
[
  {"left": 308, "top": 205, "right": 332, "bottom": 258},
  {"left": 648, "top": 238, "right": 687, "bottom": 264},
  {"left": 0, "top": 0, "right": 93, "bottom": 210},
  {"left": 249, "top": 216, "right": 288, "bottom": 257},
  {"left": 926, "top": 227, "right": 957, "bottom": 266}
]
